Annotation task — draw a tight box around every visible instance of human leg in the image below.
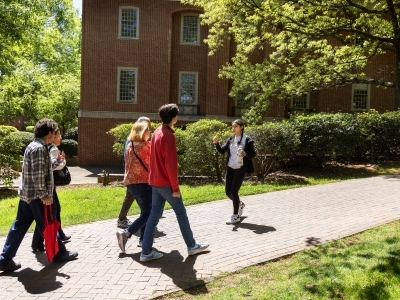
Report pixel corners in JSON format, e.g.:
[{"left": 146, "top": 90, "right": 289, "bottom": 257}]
[
  {"left": 116, "top": 184, "right": 152, "bottom": 252},
  {"left": 229, "top": 169, "right": 245, "bottom": 215},
  {"left": 117, "top": 188, "right": 135, "bottom": 228},
  {"left": 53, "top": 189, "right": 69, "bottom": 241},
  {"left": 141, "top": 188, "right": 165, "bottom": 255}
]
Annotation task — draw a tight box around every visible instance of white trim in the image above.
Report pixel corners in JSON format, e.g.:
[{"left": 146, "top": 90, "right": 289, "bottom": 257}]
[
  {"left": 351, "top": 83, "right": 370, "bottom": 111},
  {"left": 117, "top": 67, "right": 138, "bottom": 103},
  {"left": 179, "top": 72, "right": 198, "bottom": 104},
  {"left": 291, "top": 93, "right": 310, "bottom": 109},
  {"left": 118, "top": 6, "right": 139, "bottom": 39},
  {"left": 180, "top": 14, "right": 200, "bottom": 45}
]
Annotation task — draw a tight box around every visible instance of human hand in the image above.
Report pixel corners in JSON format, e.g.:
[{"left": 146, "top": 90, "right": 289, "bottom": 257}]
[
  {"left": 58, "top": 150, "right": 65, "bottom": 162},
  {"left": 43, "top": 198, "right": 52, "bottom": 205},
  {"left": 213, "top": 136, "right": 219, "bottom": 144},
  {"left": 172, "top": 191, "right": 181, "bottom": 198}
]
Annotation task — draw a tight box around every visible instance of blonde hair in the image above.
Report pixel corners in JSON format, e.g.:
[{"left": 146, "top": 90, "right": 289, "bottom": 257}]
[{"left": 128, "top": 122, "right": 148, "bottom": 142}]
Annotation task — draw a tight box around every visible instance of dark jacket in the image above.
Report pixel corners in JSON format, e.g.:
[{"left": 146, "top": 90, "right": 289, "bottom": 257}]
[{"left": 215, "top": 134, "right": 256, "bottom": 173}]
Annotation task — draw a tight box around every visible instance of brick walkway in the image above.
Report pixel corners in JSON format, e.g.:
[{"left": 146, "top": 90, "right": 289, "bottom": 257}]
[{"left": 1, "top": 174, "right": 400, "bottom": 299}]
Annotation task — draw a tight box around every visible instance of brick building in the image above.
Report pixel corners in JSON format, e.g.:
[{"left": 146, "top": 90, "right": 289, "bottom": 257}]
[{"left": 79, "top": 0, "right": 396, "bottom": 167}]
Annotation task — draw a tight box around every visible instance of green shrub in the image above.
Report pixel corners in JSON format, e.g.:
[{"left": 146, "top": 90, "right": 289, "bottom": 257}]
[
  {"left": 178, "top": 119, "right": 230, "bottom": 181},
  {"left": 64, "top": 127, "right": 78, "bottom": 141},
  {"left": 59, "top": 139, "right": 78, "bottom": 157},
  {"left": 246, "top": 122, "right": 300, "bottom": 179},
  {"left": 0, "top": 125, "right": 18, "bottom": 138},
  {"left": 0, "top": 134, "right": 22, "bottom": 186},
  {"left": 25, "top": 126, "right": 34, "bottom": 133},
  {"left": 9, "top": 131, "right": 35, "bottom": 155}
]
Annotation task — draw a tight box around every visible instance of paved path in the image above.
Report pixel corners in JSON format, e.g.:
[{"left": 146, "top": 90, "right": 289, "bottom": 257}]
[{"left": 1, "top": 173, "right": 400, "bottom": 299}]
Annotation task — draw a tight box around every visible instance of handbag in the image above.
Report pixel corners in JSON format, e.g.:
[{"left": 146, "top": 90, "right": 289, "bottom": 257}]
[
  {"left": 53, "top": 165, "right": 72, "bottom": 186},
  {"left": 43, "top": 205, "right": 60, "bottom": 262},
  {"left": 131, "top": 142, "right": 149, "bottom": 173}
]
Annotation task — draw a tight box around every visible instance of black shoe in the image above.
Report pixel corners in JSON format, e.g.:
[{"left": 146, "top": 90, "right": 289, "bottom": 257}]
[
  {"left": 52, "top": 251, "right": 78, "bottom": 263},
  {"left": 60, "top": 235, "right": 71, "bottom": 242},
  {"left": 0, "top": 259, "right": 21, "bottom": 272},
  {"left": 32, "top": 247, "right": 45, "bottom": 252}
]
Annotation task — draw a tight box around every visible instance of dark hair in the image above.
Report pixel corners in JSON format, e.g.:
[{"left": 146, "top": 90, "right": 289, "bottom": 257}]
[
  {"left": 232, "top": 119, "right": 245, "bottom": 133},
  {"left": 158, "top": 104, "right": 179, "bottom": 124},
  {"left": 34, "top": 118, "right": 58, "bottom": 138}
]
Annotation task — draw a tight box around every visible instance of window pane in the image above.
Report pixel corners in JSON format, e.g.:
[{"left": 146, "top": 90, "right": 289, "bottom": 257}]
[
  {"left": 353, "top": 89, "right": 368, "bottom": 110},
  {"left": 182, "top": 16, "right": 198, "bottom": 43},
  {"left": 292, "top": 94, "right": 307, "bottom": 109},
  {"left": 180, "top": 74, "right": 196, "bottom": 104},
  {"left": 236, "top": 91, "right": 252, "bottom": 108},
  {"left": 121, "top": 9, "right": 137, "bottom": 38},
  {"left": 119, "top": 70, "right": 136, "bottom": 103}
]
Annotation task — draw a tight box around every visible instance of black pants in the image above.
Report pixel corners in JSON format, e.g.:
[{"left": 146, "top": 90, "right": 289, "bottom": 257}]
[
  {"left": 118, "top": 188, "right": 135, "bottom": 220},
  {"left": 225, "top": 167, "right": 245, "bottom": 215},
  {"left": 32, "top": 188, "right": 66, "bottom": 248}
]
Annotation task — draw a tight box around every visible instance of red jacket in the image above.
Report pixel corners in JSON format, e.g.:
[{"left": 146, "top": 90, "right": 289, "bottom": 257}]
[{"left": 149, "top": 124, "right": 180, "bottom": 192}]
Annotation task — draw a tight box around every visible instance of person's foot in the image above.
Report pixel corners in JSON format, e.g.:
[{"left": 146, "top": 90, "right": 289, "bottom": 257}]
[
  {"left": 116, "top": 231, "right": 128, "bottom": 253},
  {"left": 117, "top": 218, "right": 132, "bottom": 229},
  {"left": 32, "top": 247, "right": 45, "bottom": 252},
  {"left": 188, "top": 241, "right": 210, "bottom": 256},
  {"left": 140, "top": 251, "right": 163, "bottom": 262},
  {"left": 226, "top": 214, "right": 240, "bottom": 224},
  {"left": 52, "top": 251, "right": 78, "bottom": 263},
  {"left": 0, "top": 260, "right": 21, "bottom": 272},
  {"left": 60, "top": 235, "right": 71, "bottom": 242},
  {"left": 238, "top": 201, "right": 246, "bottom": 217}
]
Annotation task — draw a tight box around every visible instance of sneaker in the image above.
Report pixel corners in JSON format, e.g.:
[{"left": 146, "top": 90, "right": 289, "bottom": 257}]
[
  {"left": 140, "top": 251, "right": 163, "bottom": 262},
  {"left": 60, "top": 235, "right": 71, "bottom": 242},
  {"left": 117, "top": 219, "right": 132, "bottom": 229},
  {"left": 226, "top": 214, "right": 240, "bottom": 224},
  {"left": 238, "top": 201, "right": 246, "bottom": 217},
  {"left": 52, "top": 251, "right": 78, "bottom": 263},
  {"left": 188, "top": 241, "right": 210, "bottom": 256},
  {"left": 0, "top": 259, "right": 21, "bottom": 272},
  {"left": 32, "top": 247, "right": 45, "bottom": 252},
  {"left": 116, "top": 231, "right": 128, "bottom": 253}
]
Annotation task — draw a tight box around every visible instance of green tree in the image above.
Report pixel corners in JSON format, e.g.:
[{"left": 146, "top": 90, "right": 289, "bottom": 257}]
[{"left": 183, "top": 0, "right": 400, "bottom": 121}]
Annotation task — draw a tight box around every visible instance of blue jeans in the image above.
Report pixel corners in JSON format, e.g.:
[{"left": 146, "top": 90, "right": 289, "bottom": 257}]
[
  {"left": 142, "top": 186, "right": 196, "bottom": 255},
  {"left": 0, "top": 199, "right": 67, "bottom": 266},
  {"left": 124, "top": 183, "right": 152, "bottom": 241}
]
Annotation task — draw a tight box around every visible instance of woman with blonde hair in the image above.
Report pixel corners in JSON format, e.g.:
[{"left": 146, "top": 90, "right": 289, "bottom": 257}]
[{"left": 116, "top": 121, "right": 152, "bottom": 252}]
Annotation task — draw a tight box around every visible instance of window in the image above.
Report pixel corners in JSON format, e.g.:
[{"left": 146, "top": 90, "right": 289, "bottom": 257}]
[
  {"left": 236, "top": 91, "right": 254, "bottom": 107},
  {"left": 179, "top": 72, "right": 198, "bottom": 104},
  {"left": 181, "top": 14, "right": 199, "bottom": 44},
  {"left": 291, "top": 94, "right": 309, "bottom": 109},
  {"left": 119, "top": 7, "right": 139, "bottom": 39},
  {"left": 352, "top": 83, "right": 370, "bottom": 111},
  {"left": 118, "top": 68, "right": 138, "bottom": 103}
]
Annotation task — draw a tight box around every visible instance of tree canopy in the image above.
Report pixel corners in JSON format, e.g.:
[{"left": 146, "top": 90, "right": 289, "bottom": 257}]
[
  {"left": 183, "top": 0, "right": 400, "bottom": 123},
  {"left": 0, "top": 0, "right": 81, "bottom": 131}
]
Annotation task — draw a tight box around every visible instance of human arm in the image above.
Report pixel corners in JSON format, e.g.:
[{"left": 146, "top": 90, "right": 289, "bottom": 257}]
[
  {"left": 31, "top": 146, "right": 53, "bottom": 203},
  {"left": 242, "top": 138, "right": 256, "bottom": 160},
  {"left": 214, "top": 136, "right": 231, "bottom": 154},
  {"left": 49, "top": 145, "right": 66, "bottom": 170}
]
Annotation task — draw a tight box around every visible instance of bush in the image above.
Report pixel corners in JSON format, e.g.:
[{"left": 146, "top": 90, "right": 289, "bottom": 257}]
[
  {"left": 64, "top": 127, "right": 78, "bottom": 141},
  {"left": 9, "top": 131, "right": 35, "bottom": 155},
  {"left": 0, "top": 134, "right": 22, "bottom": 186},
  {"left": 0, "top": 125, "right": 18, "bottom": 138},
  {"left": 177, "top": 119, "right": 230, "bottom": 181},
  {"left": 59, "top": 139, "right": 78, "bottom": 157},
  {"left": 25, "top": 126, "right": 34, "bottom": 133},
  {"left": 246, "top": 122, "right": 300, "bottom": 179}
]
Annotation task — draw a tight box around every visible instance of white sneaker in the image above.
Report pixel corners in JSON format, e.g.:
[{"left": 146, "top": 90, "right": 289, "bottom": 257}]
[
  {"left": 140, "top": 251, "right": 163, "bottom": 262},
  {"left": 188, "top": 241, "right": 210, "bottom": 255},
  {"left": 238, "top": 201, "right": 246, "bottom": 216},
  {"left": 226, "top": 214, "right": 240, "bottom": 224},
  {"left": 116, "top": 231, "right": 128, "bottom": 253}
]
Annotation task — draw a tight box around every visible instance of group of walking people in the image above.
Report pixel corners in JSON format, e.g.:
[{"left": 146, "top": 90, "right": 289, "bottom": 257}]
[
  {"left": 0, "top": 103, "right": 256, "bottom": 271},
  {"left": 116, "top": 104, "right": 256, "bottom": 259}
]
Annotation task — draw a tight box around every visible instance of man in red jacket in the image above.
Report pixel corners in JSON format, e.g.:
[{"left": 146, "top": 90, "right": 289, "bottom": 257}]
[{"left": 140, "top": 104, "right": 209, "bottom": 262}]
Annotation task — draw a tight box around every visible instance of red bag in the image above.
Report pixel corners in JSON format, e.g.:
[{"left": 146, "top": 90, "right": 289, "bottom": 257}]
[{"left": 43, "top": 205, "right": 60, "bottom": 262}]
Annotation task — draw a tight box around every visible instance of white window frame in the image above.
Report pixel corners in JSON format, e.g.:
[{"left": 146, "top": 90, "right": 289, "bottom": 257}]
[
  {"left": 118, "top": 7, "right": 139, "bottom": 39},
  {"left": 291, "top": 93, "right": 310, "bottom": 109},
  {"left": 117, "top": 67, "right": 138, "bottom": 103},
  {"left": 179, "top": 72, "right": 198, "bottom": 105},
  {"left": 180, "top": 14, "right": 200, "bottom": 45},
  {"left": 351, "top": 83, "right": 370, "bottom": 111}
]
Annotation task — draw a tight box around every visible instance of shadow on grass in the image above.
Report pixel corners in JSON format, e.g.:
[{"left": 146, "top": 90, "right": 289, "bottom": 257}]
[{"left": 293, "top": 231, "right": 400, "bottom": 299}]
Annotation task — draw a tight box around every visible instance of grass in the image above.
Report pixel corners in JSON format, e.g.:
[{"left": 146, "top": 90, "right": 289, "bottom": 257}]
[{"left": 159, "top": 220, "right": 400, "bottom": 299}]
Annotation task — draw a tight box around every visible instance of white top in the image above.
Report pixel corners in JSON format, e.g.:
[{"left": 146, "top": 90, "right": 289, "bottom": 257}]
[
  {"left": 49, "top": 144, "right": 66, "bottom": 171},
  {"left": 227, "top": 135, "right": 243, "bottom": 169}
]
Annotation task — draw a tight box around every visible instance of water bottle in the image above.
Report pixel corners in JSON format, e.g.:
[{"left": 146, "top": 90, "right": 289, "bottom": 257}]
[{"left": 237, "top": 147, "right": 243, "bottom": 166}]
